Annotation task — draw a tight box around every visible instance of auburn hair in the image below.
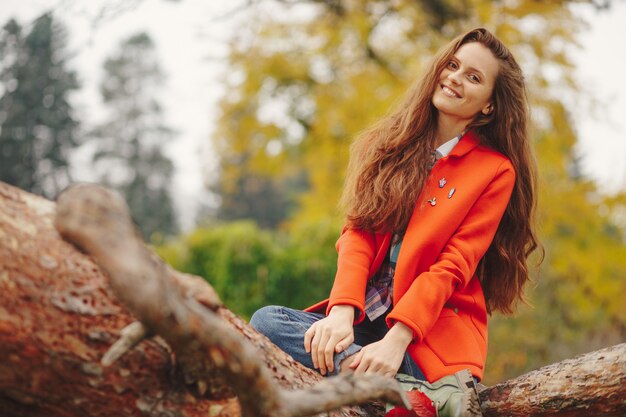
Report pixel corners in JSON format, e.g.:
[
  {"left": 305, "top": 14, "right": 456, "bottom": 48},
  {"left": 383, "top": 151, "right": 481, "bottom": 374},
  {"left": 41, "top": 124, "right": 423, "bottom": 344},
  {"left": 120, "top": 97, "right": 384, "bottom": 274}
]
[{"left": 340, "top": 28, "right": 542, "bottom": 314}]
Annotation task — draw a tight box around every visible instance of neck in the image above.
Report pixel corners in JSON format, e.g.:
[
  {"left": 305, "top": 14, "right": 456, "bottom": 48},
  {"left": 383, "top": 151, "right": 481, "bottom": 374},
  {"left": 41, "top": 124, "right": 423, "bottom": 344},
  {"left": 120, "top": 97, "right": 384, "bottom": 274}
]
[{"left": 435, "top": 113, "right": 468, "bottom": 147}]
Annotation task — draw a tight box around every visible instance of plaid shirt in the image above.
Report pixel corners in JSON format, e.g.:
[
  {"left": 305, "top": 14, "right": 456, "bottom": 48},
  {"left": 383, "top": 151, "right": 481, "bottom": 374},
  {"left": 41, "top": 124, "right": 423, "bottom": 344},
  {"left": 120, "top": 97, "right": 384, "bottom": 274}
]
[
  {"left": 364, "top": 234, "right": 401, "bottom": 321},
  {"left": 363, "top": 134, "right": 461, "bottom": 321}
]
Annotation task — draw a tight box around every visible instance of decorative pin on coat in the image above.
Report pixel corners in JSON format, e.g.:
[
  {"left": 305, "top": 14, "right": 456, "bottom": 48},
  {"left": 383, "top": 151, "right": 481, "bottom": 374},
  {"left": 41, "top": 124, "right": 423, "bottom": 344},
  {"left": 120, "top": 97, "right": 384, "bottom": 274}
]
[
  {"left": 448, "top": 187, "right": 456, "bottom": 199},
  {"left": 427, "top": 197, "right": 437, "bottom": 206},
  {"left": 439, "top": 178, "right": 447, "bottom": 188}
]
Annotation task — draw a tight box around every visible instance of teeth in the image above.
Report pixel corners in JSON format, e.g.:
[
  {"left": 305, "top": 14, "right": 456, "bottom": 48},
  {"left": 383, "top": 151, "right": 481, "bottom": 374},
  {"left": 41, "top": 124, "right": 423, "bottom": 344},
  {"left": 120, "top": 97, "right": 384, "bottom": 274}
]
[{"left": 442, "top": 86, "right": 459, "bottom": 98}]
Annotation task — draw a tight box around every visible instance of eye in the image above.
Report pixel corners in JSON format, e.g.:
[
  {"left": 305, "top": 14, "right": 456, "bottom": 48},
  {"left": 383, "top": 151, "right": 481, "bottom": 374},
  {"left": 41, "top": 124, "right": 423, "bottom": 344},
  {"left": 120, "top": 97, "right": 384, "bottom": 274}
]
[
  {"left": 447, "top": 60, "right": 458, "bottom": 70},
  {"left": 468, "top": 74, "right": 481, "bottom": 83}
]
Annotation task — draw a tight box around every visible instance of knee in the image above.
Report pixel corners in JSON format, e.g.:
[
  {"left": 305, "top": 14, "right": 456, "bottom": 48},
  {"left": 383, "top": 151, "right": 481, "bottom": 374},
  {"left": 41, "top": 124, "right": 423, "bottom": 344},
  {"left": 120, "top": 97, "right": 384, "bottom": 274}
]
[{"left": 250, "top": 305, "right": 282, "bottom": 336}]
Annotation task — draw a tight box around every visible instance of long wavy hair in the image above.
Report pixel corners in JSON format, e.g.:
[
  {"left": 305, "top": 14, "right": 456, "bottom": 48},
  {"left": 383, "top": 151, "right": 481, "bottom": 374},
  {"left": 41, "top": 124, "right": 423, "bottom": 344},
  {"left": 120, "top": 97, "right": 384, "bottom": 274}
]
[{"left": 340, "top": 28, "right": 542, "bottom": 314}]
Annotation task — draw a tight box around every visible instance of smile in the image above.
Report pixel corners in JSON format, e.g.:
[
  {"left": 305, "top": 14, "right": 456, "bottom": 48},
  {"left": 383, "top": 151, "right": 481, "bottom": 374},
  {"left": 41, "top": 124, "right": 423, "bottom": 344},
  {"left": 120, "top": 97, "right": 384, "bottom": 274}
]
[{"left": 442, "top": 85, "right": 461, "bottom": 98}]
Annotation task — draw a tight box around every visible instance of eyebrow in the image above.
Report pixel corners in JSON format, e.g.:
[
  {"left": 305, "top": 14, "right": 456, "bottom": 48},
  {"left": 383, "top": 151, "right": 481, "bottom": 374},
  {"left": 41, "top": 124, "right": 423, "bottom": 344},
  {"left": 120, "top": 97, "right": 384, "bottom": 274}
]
[{"left": 451, "top": 56, "right": 486, "bottom": 79}]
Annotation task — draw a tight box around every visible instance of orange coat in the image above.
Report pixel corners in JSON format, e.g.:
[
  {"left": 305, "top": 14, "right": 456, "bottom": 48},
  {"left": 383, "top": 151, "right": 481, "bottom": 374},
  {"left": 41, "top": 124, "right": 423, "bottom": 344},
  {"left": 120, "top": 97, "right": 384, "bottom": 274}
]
[{"left": 305, "top": 130, "right": 515, "bottom": 382}]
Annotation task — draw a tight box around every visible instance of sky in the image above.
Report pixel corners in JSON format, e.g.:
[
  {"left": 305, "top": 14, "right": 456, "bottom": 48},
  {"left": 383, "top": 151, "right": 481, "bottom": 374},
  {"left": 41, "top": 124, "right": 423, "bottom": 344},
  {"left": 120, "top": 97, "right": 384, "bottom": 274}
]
[
  {"left": 570, "top": 1, "right": 626, "bottom": 193},
  {"left": 2, "top": 0, "right": 626, "bottom": 230}
]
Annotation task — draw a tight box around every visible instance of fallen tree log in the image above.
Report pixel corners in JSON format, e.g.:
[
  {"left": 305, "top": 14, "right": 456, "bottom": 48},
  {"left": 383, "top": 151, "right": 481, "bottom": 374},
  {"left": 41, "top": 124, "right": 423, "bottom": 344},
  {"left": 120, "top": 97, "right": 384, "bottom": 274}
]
[
  {"left": 0, "top": 181, "right": 399, "bottom": 417},
  {"left": 53, "top": 183, "right": 408, "bottom": 417},
  {"left": 479, "top": 343, "right": 626, "bottom": 416},
  {"left": 0, "top": 181, "right": 625, "bottom": 416}
]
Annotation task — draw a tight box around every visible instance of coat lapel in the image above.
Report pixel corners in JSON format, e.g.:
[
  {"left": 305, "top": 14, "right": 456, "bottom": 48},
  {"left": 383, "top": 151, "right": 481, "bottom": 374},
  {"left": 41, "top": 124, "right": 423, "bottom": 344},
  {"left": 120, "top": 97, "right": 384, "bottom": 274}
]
[{"left": 449, "top": 130, "right": 480, "bottom": 158}]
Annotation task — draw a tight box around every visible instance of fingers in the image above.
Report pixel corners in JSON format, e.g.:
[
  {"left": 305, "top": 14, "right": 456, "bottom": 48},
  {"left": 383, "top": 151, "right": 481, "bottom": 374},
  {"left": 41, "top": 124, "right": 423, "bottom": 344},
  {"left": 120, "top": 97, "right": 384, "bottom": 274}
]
[
  {"left": 315, "top": 338, "right": 327, "bottom": 372},
  {"left": 317, "top": 329, "right": 335, "bottom": 375},
  {"left": 304, "top": 316, "right": 355, "bottom": 376},
  {"left": 309, "top": 327, "right": 323, "bottom": 371},
  {"left": 323, "top": 329, "right": 340, "bottom": 374},
  {"left": 307, "top": 324, "right": 333, "bottom": 375},
  {"left": 335, "top": 334, "right": 354, "bottom": 353},
  {"left": 382, "top": 369, "right": 395, "bottom": 378},
  {"left": 321, "top": 330, "right": 354, "bottom": 374},
  {"left": 304, "top": 323, "right": 315, "bottom": 353},
  {"left": 351, "top": 348, "right": 394, "bottom": 376},
  {"left": 324, "top": 342, "right": 335, "bottom": 374},
  {"left": 354, "top": 356, "right": 370, "bottom": 373},
  {"left": 349, "top": 349, "right": 363, "bottom": 370},
  {"left": 355, "top": 356, "right": 383, "bottom": 374},
  {"left": 313, "top": 328, "right": 346, "bottom": 375},
  {"left": 304, "top": 323, "right": 323, "bottom": 371}
]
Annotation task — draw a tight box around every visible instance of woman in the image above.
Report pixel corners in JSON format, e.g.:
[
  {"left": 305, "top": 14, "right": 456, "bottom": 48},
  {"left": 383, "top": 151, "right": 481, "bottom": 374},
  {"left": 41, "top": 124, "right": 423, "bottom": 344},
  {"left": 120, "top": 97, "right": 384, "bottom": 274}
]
[{"left": 251, "top": 27, "right": 540, "bottom": 417}]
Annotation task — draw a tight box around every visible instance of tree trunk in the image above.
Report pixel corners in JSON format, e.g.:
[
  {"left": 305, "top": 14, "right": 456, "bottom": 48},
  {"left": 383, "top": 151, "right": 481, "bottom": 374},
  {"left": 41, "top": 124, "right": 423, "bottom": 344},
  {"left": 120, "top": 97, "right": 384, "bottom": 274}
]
[
  {"left": 479, "top": 343, "right": 626, "bottom": 416},
  {"left": 0, "top": 181, "right": 391, "bottom": 417},
  {"left": 0, "top": 181, "right": 624, "bottom": 417}
]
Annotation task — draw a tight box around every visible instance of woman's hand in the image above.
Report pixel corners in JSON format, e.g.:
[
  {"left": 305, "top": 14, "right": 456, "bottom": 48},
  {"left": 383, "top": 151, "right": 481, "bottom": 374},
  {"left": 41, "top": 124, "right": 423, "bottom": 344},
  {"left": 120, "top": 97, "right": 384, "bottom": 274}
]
[
  {"left": 304, "top": 305, "right": 355, "bottom": 375},
  {"left": 347, "top": 321, "right": 413, "bottom": 378}
]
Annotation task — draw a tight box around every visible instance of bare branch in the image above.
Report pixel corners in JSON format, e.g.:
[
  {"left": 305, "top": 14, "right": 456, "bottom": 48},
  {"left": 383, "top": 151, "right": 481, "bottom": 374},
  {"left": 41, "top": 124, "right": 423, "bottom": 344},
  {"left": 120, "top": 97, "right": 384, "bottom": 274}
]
[
  {"left": 61, "top": 183, "right": 624, "bottom": 417},
  {"left": 101, "top": 321, "right": 148, "bottom": 366},
  {"left": 281, "top": 373, "right": 410, "bottom": 416},
  {"left": 1, "top": 180, "right": 624, "bottom": 416},
  {"left": 54, "top": 183, "right": 409, "bottom": 417},
  {"left": 55, "top": 184, "right": 273, "bottom": 410}
]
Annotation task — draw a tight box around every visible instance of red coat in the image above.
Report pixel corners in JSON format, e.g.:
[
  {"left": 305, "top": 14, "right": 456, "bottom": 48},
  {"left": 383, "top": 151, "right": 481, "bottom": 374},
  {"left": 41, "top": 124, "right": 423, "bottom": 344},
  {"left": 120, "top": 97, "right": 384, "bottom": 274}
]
[{"left": 305, "top": 130, "right": 515, "bottom": 382}]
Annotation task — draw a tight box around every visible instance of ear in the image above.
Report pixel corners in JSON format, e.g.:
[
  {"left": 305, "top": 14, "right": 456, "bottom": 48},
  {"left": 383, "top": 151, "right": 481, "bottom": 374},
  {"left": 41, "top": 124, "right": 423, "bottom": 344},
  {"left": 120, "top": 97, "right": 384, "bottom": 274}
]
[{"left": 482, "top": 103, "right": 494, "bottom": 115}]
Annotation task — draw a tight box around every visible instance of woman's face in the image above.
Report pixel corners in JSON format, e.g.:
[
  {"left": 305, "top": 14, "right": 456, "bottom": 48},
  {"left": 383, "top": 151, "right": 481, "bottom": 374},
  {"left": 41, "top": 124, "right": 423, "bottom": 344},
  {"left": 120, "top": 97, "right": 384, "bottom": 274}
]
[{"left": 432, "top": 42, "right": 499, "bottom": 123}]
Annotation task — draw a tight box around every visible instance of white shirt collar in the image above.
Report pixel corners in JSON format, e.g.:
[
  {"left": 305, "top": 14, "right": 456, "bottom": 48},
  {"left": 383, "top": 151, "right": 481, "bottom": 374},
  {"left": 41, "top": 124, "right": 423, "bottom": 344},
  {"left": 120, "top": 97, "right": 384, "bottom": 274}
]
[{"left": 434, "top": 133, "right": 461, "bottom": 159}]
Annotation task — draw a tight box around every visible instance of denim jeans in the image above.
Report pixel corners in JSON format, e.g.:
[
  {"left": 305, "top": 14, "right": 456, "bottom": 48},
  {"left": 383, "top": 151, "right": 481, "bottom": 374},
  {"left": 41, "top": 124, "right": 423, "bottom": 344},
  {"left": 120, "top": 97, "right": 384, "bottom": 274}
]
[{"left": 250, "top": 305, "right": 426, "bottom": 380}]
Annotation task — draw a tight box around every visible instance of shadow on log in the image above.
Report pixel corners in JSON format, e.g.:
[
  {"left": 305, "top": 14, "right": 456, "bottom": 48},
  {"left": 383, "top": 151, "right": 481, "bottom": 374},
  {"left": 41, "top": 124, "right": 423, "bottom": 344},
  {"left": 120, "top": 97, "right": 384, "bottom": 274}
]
[{"left": 0, "top": 181, "right": 624, "bottom": 416}]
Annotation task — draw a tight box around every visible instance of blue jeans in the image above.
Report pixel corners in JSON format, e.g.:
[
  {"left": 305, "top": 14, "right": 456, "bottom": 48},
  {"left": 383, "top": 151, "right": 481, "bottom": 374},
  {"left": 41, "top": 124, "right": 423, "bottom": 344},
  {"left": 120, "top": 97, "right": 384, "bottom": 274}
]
[{"left": 250, "top": 305, "right": 426, "bottom": 380}]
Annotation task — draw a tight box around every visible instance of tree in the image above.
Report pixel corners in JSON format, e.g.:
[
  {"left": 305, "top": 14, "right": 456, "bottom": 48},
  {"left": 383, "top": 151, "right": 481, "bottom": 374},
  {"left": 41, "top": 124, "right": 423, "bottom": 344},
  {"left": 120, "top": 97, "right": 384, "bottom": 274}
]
[
  {"left": 211, "top": 0, "right": 586, "bottom": 226},
  {"left": 209, "top": 0, "right": 626, "bottom": 383},
  {"left": 90, "top": 32, "right": 178, "bottom": 240},
  {"left": 215, "top": 168, "right": 297, "bottom": 229},
  {"left": 0, "top": 13, "right": 80, "bottom": 198},
  {"left": 0, "top": 180, "right": 624, "bottom": 417}
]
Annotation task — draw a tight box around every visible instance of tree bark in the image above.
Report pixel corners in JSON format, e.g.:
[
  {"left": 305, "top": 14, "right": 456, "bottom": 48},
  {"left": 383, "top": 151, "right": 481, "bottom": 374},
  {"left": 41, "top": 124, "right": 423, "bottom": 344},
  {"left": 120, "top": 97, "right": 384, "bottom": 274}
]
[
  {"left": 53, "top": 183, "right": 409, "bottom": 417},
  {"left": 0, "top": 181, "right": 625, "bottom": 417},
  {"left": 0, "top": 181, "right": 396, "bottom": 417},
  {"left": 479, "top": 342, "right": 626, "bottom": 416}
]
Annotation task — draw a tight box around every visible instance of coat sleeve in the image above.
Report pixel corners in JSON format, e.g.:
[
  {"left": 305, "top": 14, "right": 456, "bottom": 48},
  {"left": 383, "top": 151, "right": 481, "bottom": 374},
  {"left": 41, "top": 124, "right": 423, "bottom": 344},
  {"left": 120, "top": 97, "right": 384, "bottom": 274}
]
[
  {"left": 386, "top": 159, "right": 516, "bottom": 341},
  {"left": 326, "top": 227, "right": 376, "bottom": 324}
]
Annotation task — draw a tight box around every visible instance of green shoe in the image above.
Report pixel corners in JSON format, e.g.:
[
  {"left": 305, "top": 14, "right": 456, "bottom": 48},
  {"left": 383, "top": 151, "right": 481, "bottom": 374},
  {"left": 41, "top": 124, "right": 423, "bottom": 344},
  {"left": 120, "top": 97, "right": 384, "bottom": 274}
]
[{"left": 395, "top": 370, "right": 483, "bottom": 417}]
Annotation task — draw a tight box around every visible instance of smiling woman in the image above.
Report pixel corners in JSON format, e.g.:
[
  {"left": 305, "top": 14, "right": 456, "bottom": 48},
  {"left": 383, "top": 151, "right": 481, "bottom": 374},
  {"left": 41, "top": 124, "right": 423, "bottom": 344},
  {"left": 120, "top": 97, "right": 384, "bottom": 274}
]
[
  {"left": 432, "top": 42, "right": 499, "bottom": 131},
  {"left": 250, "top": 28, "right": 542, "bottom": 417}
]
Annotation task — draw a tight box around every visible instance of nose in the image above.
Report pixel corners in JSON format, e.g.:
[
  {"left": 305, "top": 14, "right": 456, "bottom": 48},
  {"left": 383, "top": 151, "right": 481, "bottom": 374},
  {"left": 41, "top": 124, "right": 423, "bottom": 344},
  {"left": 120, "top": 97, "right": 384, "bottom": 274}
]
[{"left": 447, "top": 70, "right": 462, "bottom": 85}]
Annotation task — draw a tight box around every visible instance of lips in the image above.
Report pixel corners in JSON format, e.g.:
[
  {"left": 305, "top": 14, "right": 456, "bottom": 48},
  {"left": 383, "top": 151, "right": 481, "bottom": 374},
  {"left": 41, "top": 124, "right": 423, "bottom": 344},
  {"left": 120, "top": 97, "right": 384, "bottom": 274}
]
[{"left": 441, "top": 84, "right": 461, "bottom": 98}]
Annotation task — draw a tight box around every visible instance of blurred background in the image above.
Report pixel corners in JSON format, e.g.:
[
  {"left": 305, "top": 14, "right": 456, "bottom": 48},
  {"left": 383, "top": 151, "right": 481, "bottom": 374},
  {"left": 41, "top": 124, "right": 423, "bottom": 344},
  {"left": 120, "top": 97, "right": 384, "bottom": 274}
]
[{"left": 1, "top": 0, "right": 625, "bottom": 385}]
